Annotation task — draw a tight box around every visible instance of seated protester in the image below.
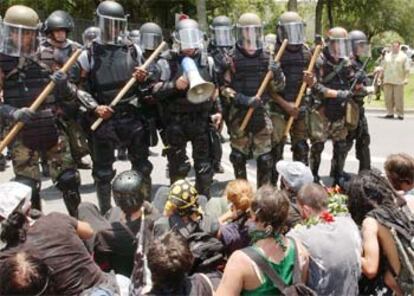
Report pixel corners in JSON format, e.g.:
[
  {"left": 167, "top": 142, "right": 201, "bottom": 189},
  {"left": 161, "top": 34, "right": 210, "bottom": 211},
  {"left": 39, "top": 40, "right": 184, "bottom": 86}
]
[
  {"left": 78, "top": 170, "right": 159, "bottom": 278},
  {"left": 217, "top": 179, "right": 253, "bottom": 255},
  {"left": 276, "top": 160, "right": 314, "bottom": 229},
  {"left": 0, "top": 184, "right": 119, "bottom": 295},
  {"left": 217, "top": 186, "right": 309, "bottom": 296},
  {"left": 347, "top": 170, "right": 414, "bottom": 295},
  {"left": 384, "top": 153, "right": 414, "bottom": 212},
  {"left": 0, "top": 251, "right": 55, "bottom": 295},
  {"left": 288, "top": 183, "right": 362, "bottom": 295},
  {"left": 131, "top": 232, "right": 214, "bottom": 296},
  {"left": 154, "top": 179, "right": 220, "bottom": 238}
]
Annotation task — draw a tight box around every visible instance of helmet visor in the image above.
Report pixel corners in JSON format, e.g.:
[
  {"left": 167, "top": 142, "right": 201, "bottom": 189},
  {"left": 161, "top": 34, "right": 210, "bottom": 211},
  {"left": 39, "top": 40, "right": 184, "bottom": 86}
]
[
  {"left": 280, "top": 22, "right": 305, "bottom": 45},
  {"left": 236, "top": 25, "right": 263, "bottom": 51},
  {"left": 0, "top": 22, "right": 38, "bottom": 57},
  {"left": 328, "top": 37, "right": 351, "bottom": 59},
  {"left": 175, "top": 28, "right": 203, "bottom": 50},
  {"left": 98, "top": 14, "right": 127, "bottom": 45},
  {"left": 353, "top": 40, "right": 371, "bottom": 58},
  {"left": 140, "top": 33, "right": 162, "bottom": 50},
  {"left": 212, "top": 26, "right": 235, "bottom": 47}
]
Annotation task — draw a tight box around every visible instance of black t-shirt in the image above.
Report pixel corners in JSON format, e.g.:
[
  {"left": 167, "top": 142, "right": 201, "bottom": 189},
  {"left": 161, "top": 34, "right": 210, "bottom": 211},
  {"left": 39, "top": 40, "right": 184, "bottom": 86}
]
[{"left": 17, "top": 212, "right": 106, "bottom": 295}]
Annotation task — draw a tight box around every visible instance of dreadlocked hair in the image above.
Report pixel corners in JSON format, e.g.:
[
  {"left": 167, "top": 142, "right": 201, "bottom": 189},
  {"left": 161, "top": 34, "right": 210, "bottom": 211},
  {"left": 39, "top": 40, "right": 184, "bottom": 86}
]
[
  {"left": 346, "top": 169, "right": 406, "bottom": 225},
  {"left": 0, "top": 210, "right": 28, "bottom": 249}
]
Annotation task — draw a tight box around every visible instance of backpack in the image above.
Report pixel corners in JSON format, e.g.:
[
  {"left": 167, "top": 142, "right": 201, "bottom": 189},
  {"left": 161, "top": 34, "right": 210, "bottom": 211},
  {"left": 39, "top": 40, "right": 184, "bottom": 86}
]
[
  {"left": 242, "top": 239, "right": 316, "bottom": 296},
  {"left": 368, "top": 205, "right": 414, "bottom": 294},
  {"left": 176, "top": 220, "right": 225, "bottom": 273}
]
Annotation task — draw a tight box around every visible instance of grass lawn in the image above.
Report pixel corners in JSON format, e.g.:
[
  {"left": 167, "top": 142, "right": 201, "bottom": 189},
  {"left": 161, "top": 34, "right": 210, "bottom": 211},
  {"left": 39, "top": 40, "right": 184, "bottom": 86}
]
[{"left": 365, "top": 73, "right": 414, "bottom": 109}]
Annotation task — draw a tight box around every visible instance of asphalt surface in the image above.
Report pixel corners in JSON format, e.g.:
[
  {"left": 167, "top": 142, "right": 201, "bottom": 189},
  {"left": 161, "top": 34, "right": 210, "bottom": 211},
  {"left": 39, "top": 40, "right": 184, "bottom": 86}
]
[{"left": 0, "top": 111, "right": 412, "bottom": 215}]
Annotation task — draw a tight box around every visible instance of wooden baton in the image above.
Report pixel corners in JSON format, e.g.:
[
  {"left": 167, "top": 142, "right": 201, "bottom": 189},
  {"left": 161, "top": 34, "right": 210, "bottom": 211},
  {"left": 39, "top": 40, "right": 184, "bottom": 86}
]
[
  {"left": 90, "top": 41, "right": 167, "bottom": 131},
  {"left": 239, "top": 39, "right": 288, "bottom": 132},
  {"left": 0, "top": 48, "right": 82, "bottom": 153}
]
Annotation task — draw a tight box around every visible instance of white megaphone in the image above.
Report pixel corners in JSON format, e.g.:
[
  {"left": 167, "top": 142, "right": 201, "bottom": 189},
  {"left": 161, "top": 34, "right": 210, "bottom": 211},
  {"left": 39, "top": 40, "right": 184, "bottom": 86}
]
[{"left": 181, "top": 57, "right": 215, "bottom": 104}]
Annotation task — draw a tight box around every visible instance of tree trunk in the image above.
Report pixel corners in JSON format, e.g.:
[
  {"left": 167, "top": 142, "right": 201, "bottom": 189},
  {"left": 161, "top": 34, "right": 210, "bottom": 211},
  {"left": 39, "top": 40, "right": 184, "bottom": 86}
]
[
  {"left": 315, "top": 0, "right": 324, "bottom": 35},
  {"left": 287, "top": 0, "right": 298, "bottom": 11},
  {"left": 196, "top": 0, "right": 207, "bottom": 31},
  {"left": 327, "top": 0, "right": 334, "bottom": 28}
]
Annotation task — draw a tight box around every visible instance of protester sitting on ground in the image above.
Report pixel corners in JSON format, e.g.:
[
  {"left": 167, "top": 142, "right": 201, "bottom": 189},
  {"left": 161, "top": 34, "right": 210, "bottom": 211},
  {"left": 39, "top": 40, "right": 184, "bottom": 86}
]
[
  {"left": 0, "top": 182, "right": 120, "bottom": 295},
  {"left": 384, "top": 153, "right": 414, "bottom": 212},
  {"left": 347, "top": 169, "right": 414, "bottom": 295},
  {"left": 217, "top": 179, "right": 253, "bottom": 255},
  {"left": 217, "top": 186, "right": 309, "bottom": 296},
  {"left": 141, "top": 232, "right": 215, "bottom": 295},
  {"left": 78, "top": 170, "right": 159, "bottom": 278},
  {"left": 276, "top": 160, "right": 314, "bottom": 229},
  {"left": 288, "top": 183, "right": 362, "bottom": 295},
  {"left": 0, "top": 251, "right": 55, "bottom": 295},
  {"left": 153, "top": 179, "right": 220, "bottom": 238}
]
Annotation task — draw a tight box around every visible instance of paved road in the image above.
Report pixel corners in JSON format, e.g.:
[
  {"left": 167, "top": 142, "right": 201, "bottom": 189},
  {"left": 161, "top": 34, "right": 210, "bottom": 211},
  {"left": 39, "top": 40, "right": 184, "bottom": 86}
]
[{"left": 0, "top": 111, "right": 412, "bottom": 214}]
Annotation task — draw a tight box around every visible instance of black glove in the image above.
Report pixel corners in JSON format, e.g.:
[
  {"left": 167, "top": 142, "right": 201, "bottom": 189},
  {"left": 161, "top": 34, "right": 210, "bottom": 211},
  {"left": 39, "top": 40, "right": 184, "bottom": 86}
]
[
  {"left": 269, "top": 60, "right": 284, "bottom": 81},
  {"left": 12, "top": 107, "right": 35, "bottom": 124},
  {"left": 235, "top": 93, "right": 262, "bottom": 109},
  {"left": 336, "top": 90, "right": 353, "bottom": 104}
]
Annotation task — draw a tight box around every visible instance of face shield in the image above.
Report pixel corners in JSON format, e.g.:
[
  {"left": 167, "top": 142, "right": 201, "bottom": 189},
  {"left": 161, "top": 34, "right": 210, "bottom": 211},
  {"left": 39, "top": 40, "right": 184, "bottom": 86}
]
[
  {"left": 280, "top": 22, "right": 305, "bottom": 45},
  {"left": 236, "top": 25, "right": 263, "bottom": 51},
  {"left": 212, "top": 26, "right": 235, "bottom": 47},
  {"left": 97, "top": 13, "right": 127, "bottom": 45},
  {"left": 175, "top": 28, "right": 203, "bottom": 50},
  {"left": 140, "top": 33, "right": 162, "bottom": 50},
  {"left": 0, "top": 22, "right": 38, "bottom": 57},
  {"left": 328, "top": 37, "right": 351, "bottom": 59},
  {"left": 353, "top": 40, "right": 371, "bottom": 58}
]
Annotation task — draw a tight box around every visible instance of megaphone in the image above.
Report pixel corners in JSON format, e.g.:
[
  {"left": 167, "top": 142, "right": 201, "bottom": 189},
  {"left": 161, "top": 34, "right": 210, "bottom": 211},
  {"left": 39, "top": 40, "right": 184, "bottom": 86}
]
[{"left": 181, "top": 57, "right": 215, "bottom": 104}]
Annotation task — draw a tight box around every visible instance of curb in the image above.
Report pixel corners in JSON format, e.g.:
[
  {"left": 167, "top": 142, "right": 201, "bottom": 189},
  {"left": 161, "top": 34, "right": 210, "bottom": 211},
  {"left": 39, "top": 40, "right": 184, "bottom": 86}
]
[{"left": 365, "top": 107, "right": 414, "bottom": 114}]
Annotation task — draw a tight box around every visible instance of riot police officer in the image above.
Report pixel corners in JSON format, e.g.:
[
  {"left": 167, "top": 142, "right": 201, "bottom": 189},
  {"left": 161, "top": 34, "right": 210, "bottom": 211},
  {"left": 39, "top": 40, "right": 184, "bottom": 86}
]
[
  {"left": 128, "top": 29, "right": 140, "bottom": 46},
  {"left": 0, "top": 5, "right": 82, "bottom": 216},
  {"left": 343, "top": 30, "right": 372, "bottom": 172},
  {"left": 220, "top": 12, "right": 284, "bottom": 187},
  {"left": 269, "top": 11, "right": 311, "bottom": 184},
  {"left": 82, "top": 26, "right": 101, "bottom": 48},
  {"left": 78, "top": 1, "right": 151, "bottom": 214},
  {"left": 42, "top": 10, "right": 91, "bottom": 170},
  {"left": 154, "top": 18, "right": 215, "bottom": 197},
  {"left": 309, "top": 27, "right": 355, "bottom": 185}
]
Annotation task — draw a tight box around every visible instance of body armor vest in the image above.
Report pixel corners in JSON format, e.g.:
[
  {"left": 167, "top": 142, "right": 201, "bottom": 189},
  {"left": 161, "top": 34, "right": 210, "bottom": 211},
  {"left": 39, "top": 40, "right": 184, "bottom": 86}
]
[
  {"left": 321, "top": 51, "right": 352, "bottom": 121},
  {"left": 166, "top": 52, "right": 213, "bottom": 113},
  {"left": 0, "top": 53, "right": 59, "bottom": 150},
  {"left": 89, "top": 43, "right": 138, "bottom": 105}
]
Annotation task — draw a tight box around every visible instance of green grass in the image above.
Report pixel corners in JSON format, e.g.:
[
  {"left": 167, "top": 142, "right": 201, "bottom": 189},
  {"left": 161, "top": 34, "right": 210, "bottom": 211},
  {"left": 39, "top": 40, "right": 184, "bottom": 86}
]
[{"left": 365, "top": 73, "right": 414, "bottom": 109}]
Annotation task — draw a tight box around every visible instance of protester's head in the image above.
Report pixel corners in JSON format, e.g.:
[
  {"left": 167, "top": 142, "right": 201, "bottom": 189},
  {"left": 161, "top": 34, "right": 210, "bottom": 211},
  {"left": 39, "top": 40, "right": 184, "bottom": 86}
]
[
  {"left": 346, "top": 169, "right": 405, "bottom": 225},
  {"left": 276, "top": 160, "right": 314, "bottom": 197},
  {"left": 384, "top": 153, "right": 414, "bottom": 192},
  {"left": 225, "top": 179, "right": 253, "bottom": 213},
  {"left": 296, "top": 183, "right": 329, "bottom": 219},
  {"left": 112, "top": 170, "right": 146, "bottom": 215},
  {"left": 148, "top": 232, "right": 194, "bottom": 292},
  {"left": 164, "top": 179, "right": 201, "bottom": 218},
  {"left": 0, "top": 251, "right": 52, "bottom": 295},
  {"left": 392, "top": 40, "right": 401, "bottom": 54},
  {"left": 0, "top": 182, "right": 32, "bottom": 248},
  {"left": 250, "top": 185, "right": 290, "bottom": 234}
]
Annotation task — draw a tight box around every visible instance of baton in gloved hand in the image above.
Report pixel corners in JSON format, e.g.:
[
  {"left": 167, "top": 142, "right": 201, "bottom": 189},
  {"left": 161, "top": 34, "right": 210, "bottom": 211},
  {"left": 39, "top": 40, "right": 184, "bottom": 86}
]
[
  {"left": 239, "top": 39, "right": 288, "bottom": 132},
  {"left": 90, "top": 41, "right": 167, "bottom": 131},
  {"left": 0, "top": 49, "right": 82, "bottom": 153}
]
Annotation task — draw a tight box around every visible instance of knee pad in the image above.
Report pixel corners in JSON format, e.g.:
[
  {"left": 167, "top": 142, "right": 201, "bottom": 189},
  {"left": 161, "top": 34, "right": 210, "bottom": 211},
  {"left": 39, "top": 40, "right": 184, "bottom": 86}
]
[
  {"left": 257, "top": 152, "right": 273, "bottom": 170},
  {"left": 56, "top": 169, "right": 81, "bottom": 192},
  {"left": 311, "top": 142, "right": 324, "bottom": 154},
  {"left": 292, "top": 140, "right": 309, "bottom": 155},
  {"left": 133, "top": 160, "right": 153, "bottom": 177},
  {"left": 93, "top": 168, "right": 116, "bottom": 183},
  {"left": 230, "top": 149, "right": 246, "bottom": 167},
  {"left": 194, "top": 161, "right": 213, "bottom": 176},
  {"left": 334, "top": 140, "right": 348, "bottom": 154}
]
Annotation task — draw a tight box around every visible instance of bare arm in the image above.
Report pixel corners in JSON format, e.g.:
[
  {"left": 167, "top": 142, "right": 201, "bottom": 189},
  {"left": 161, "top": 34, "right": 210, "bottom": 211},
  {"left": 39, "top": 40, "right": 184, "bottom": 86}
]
[
  {"left": 361, "top": 217, "right": 380, "bottom": 279},
  {"left": 77, "top": 220, "right": 94, "bottom": 240},
  {"left": 216, "top": 250, "right": 246, "bottom": 296}
]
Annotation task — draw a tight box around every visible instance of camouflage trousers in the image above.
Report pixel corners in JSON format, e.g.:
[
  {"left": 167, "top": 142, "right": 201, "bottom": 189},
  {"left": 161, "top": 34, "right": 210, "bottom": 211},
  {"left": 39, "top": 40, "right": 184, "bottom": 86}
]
[
  {"left": 60, "top": 118, "right": 90, "bottom": 161},
  {"left": 11, "top": 132, "right": 75, "bottom": 182},
  {"left": 308, "top": 108, "right": 348, "bottom": 184}
]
